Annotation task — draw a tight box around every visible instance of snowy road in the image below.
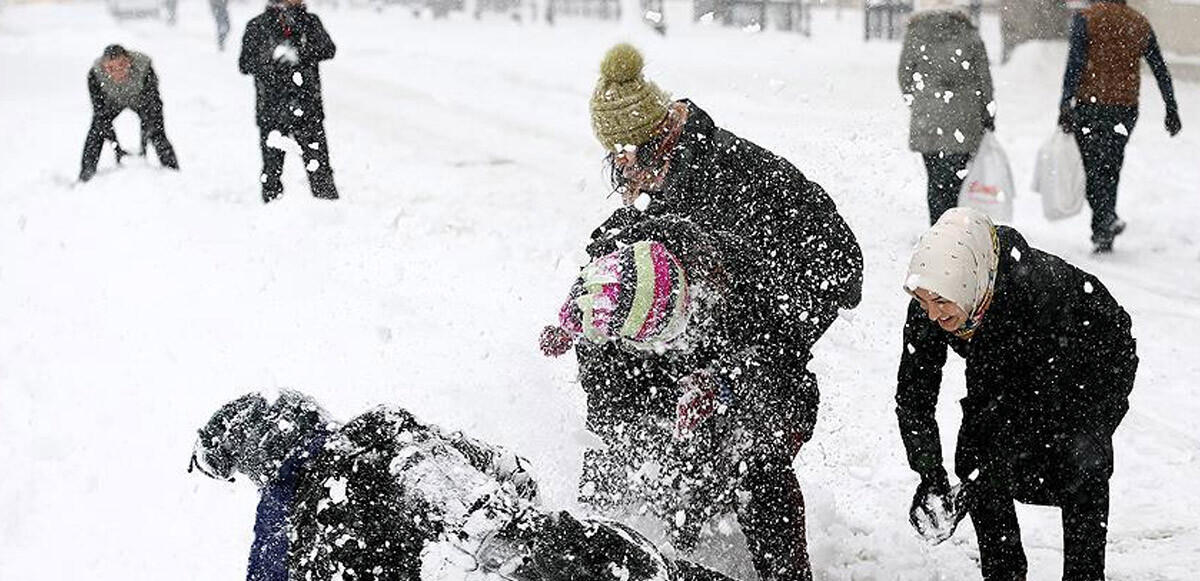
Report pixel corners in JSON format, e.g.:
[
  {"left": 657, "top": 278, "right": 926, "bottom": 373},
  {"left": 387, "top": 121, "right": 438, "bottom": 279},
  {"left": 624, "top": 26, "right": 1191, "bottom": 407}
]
[{"left": 1, "top": 2, "right": 1198, "bottom": 580}]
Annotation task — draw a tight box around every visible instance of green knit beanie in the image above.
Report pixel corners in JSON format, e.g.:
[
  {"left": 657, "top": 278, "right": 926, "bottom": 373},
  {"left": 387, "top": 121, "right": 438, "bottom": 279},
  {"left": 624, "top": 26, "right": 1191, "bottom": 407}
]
[{"left": 590, "top": 44, "right": 670, "bottom": 152}]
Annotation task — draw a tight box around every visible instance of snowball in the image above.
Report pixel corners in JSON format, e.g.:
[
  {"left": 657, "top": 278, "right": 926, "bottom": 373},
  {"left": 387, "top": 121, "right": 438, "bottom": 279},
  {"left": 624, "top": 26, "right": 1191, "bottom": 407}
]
[
  {"left": 1010, "top": 247, "right": 1022, "bottom": 261},
  {"left": 1083, "top": 281, "right": 1094, "bottom": 294},
  {"left": 292, "top": 71, "right": 303, "bottom": 86},
  {"left": 1114, "top": 123, "right": 1129, "bottom": 136}
]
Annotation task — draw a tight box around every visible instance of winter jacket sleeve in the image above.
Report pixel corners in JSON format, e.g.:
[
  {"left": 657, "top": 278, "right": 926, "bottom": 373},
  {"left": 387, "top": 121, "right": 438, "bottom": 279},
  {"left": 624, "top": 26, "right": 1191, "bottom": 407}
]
[
  {"left": 299, "top": 14, "right": 336, "bottom": 64},
  {"left": 898, "top": 26, "right": 919, "bottom": 99},
  {"left": 972, "top": 36, "right": 996, "bottom": 125},
  {"left": 88, "top": 69, "right": 106, "bottom": 115},
  {"left": 446, "top": 432, "right": 539, "bottom": 501},
  {"left": 1144, "top": 32, "right": 1178, "bottom": 114},
  {"left": 896, "top": 299, "right": 950, "bottom": 482},
  {"left": 239, "top": 17, "right": 269, "bottom": 76},
  {"left": 142, "top": 65, "right": 166, "bottom": 111},
  {"left": 1061, "top": 13, "right": 1088, "bottom": 109}
]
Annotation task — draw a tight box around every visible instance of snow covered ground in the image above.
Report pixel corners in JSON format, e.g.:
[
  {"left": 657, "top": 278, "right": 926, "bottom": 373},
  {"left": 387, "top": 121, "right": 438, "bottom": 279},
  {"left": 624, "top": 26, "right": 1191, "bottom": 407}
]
[{"left": 1, "top": 1, "right": 1198, "bottom": 579}]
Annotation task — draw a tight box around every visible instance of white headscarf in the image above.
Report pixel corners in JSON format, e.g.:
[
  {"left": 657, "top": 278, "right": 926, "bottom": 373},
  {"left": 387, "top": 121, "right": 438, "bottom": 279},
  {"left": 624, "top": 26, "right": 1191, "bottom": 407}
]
[{"left": 903, "top": 208, "right": 998, "bottom": 316}]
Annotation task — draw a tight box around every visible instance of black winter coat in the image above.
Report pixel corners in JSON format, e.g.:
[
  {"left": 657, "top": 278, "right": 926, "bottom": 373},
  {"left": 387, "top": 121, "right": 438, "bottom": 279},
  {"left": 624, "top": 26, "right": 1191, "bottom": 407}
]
[
  {"left": 238, "top": 5, "right": 335, "bottom": 128},
  {"left": 581, "top": 101, "right": 864, "bottom": 443},
  {"left": 284, "top": 408, "right": 536, "bottom": 581},
  {"left": 896, "top": 227, "right": 1137, "bottom": 500}
]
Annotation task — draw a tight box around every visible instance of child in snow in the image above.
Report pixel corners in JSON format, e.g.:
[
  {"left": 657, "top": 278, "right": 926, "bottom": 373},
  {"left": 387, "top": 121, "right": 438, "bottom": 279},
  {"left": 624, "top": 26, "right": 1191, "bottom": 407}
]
[
  {"left": 896, "top": 208, "right": 1137, "bottom": 581},
  {"left": 190, "top": 389, "right": 738, "bottom": 581},
  {"left": 79, "top": 44, "right": 179, "bottom": 182},
  {"left": 541, "top": 216, "right": 824, "bottom": 581}
]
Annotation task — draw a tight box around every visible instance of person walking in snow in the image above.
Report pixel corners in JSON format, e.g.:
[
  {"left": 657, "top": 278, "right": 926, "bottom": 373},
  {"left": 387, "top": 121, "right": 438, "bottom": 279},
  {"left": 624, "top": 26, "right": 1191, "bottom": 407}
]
[
  {"left": 895, "top": 208, "right": 1137, "bottom": 581},
  {"left": 211, "top": 0, "right": 231, "bottom": 51},
  {"left": 239, "top": 0, "right": 339, "bottom": 203},
  {"left": 567, "top": 43, "right": 862, "bottom": 581},
  {"left": 1058, "top": 0, "right": 1182, "bottom": 253},
  {"left": 897, "top": 0, "right": 996, "bottom": 225},
  {"left": 190, "top": 389, "right": 740, "bottom": 581},
  {"left": 79, "top": 44, "right": 179, "bottom": 183}
]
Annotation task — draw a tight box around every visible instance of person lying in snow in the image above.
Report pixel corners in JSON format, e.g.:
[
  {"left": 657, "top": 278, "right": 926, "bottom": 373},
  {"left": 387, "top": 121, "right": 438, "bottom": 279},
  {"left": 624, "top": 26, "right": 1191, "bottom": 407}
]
[{"left": 189, "top": 389, "right": 739, "bottom": 581}]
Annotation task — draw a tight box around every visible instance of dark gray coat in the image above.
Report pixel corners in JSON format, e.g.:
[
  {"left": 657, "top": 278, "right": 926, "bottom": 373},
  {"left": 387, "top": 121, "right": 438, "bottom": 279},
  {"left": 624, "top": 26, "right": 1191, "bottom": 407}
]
[{"left": 899, "top": 9, "right": 995, "bottom": 154}]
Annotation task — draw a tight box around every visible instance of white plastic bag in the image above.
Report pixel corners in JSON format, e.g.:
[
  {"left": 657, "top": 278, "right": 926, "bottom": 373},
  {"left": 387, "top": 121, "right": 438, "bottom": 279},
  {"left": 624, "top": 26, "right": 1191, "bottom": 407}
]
[
  {"left": 1032, "top": 130, "right": 1086, "bottom": 221},
  {"left": 958, "top": 132, "right": 1016, "bottom": 223}
]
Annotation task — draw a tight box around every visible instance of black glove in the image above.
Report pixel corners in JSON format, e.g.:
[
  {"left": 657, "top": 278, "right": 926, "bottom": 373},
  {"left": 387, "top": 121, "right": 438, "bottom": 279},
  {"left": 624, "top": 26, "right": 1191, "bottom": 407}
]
[
  {"left": 909, "top": 469, "right": 967, "bottom": 545},
  {"left": 1166, "top": 107, "right": 1182, "bottom": 137},
  {"left": 1058, "top": 105, "right": 1075, "bottom": 133}
]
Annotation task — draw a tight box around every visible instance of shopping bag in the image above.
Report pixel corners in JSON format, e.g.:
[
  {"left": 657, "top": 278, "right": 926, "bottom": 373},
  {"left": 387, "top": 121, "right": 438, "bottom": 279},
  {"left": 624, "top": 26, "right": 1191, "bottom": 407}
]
[
  {"left": 1032, "top": 130, "right": 1086, "bottom": 221},
  {"left": 958, "top": 132, "right": 1016, "bottom": 223}
]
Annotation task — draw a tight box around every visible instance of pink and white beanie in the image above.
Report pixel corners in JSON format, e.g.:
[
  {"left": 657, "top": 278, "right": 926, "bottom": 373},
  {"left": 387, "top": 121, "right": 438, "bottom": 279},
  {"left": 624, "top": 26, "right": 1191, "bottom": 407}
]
[{"left": 541, "top": 240, "right": 691, "bottom": 356}]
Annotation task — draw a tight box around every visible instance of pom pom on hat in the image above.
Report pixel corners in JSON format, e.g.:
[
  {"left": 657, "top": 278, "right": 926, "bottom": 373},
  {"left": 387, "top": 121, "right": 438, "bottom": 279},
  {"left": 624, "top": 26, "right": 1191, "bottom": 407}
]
[
  {"left": 600, "top": 43, "right": 645, "bottom": 83},
  {"left": 590, "top": 44, "right": 671, "bottom": 152}
]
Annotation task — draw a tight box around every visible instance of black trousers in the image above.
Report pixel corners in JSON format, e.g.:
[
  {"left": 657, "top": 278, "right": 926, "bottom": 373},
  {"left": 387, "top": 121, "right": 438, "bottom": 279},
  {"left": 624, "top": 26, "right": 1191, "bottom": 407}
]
[
  {"left": 965, "top": 432, "right": 1113, "bottom": 581},
  {"left": 258, "top": 120, "right": 338, "bottom": 203},
  {"left": 81, "top": 101, "right": 178, "bottom": 180},
  {"left": 922, "top": 152, "right": 972, "bottom": 226},
  {"left": 1073, "top": 105, "right": 1138, "bottom": 244}
]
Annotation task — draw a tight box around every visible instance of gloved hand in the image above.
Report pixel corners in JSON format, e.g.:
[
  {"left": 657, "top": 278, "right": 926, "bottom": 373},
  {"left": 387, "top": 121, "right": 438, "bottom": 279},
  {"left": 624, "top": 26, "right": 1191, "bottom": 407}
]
[
  {"left": 539, "top": 325, "right": 574, "bottom": 357},
  {"left": 674, "top": 370, "right": 731, "bottom": 440},
  {"left": 1166, "top": 107, "right": 1182, "bottom": 137},
  {"left": 1058, "top": 105, "right": 1075, "bottom": 133},
  {"left": 909, "top": 470, "right": 968, "bottom": 545},
  {"left": 272, "top": 42, "right": 300, "bottom": 65}
]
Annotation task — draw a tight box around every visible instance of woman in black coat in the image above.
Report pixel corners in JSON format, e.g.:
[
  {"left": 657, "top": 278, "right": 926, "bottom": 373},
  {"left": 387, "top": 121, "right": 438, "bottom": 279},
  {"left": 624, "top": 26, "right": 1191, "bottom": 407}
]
[{"left": 895, "top": 208, "right": 1137, "bottom": 581}]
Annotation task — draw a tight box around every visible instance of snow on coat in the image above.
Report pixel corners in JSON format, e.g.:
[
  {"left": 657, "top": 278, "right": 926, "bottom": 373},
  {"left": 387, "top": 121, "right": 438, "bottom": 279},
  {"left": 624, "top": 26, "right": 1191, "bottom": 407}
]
[
  {"left": 896, "top": 227, "right": 1137, "bottom": 503},
  {"left": 898, "top": 9, "right": 995, "bottom": 154}
]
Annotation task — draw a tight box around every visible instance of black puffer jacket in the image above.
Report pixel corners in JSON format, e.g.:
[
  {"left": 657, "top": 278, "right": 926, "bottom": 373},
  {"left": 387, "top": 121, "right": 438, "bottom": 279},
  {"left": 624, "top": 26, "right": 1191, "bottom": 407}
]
[
  {"left": 896, "top": 227, "right": 1137, "bottom": 499},
  {"left": 238, "top": 5, "right": 335, "bottom": 128},
  {"left": 582, "top": 100, "right": 863, "bottom": 442}
]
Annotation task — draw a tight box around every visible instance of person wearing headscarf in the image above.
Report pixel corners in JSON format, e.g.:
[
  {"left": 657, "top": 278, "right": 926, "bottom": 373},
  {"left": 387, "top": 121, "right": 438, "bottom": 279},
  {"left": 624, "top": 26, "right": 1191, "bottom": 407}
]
[
  {"left": 895, "top": 208, "right": 1138, "bottom": 581},
  {"left": 542, "top": 215, "right": 825, "bottom": 581},
  {"left": 898, "top": 0, "right": 996, "bottom": 225},
  {"left": 190, "top": 389, "right": 740, "bottom": 581}
]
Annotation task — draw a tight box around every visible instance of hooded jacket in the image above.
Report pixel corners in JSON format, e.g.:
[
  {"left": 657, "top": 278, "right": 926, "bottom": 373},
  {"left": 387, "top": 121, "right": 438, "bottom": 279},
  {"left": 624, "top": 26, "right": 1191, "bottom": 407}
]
[
  {"left": 238, "top": 4, "right": 336, "bottom": 128},
  {"left": 896, "top": 227, "right": 1137, "bottom": 501},
  {"left": 898, "top": 9, "right": 995, "bottom": 154}
]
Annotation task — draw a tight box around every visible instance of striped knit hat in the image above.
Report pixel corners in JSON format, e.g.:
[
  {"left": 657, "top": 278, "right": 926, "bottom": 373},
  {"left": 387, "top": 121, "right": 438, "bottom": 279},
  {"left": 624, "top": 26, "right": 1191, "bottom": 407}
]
[{"left": 543, "top": 241, "right": 690, "bottom": 355}]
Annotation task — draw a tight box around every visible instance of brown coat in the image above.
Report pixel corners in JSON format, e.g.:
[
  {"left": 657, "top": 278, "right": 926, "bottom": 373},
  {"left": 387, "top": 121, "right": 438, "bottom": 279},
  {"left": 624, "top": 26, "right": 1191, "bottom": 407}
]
[{"left": 1076, "top": 2, "right": 1153, "bottom": 107}]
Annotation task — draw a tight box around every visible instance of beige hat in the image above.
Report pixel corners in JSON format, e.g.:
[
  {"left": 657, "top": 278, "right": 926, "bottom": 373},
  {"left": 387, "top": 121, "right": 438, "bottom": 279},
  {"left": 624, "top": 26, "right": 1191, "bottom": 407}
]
[
  {"left": 590, "top": 44, "right": 671, "bottom": 152},
  {"left": 904, "top": 208, "right": 998, "bottom": 315}
]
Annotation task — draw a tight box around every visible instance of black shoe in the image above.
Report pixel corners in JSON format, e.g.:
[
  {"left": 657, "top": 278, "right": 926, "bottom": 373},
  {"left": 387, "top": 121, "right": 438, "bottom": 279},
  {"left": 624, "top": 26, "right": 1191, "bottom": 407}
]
[{"left": 79, "top": 167, "right": 96, "bottom": 182}]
